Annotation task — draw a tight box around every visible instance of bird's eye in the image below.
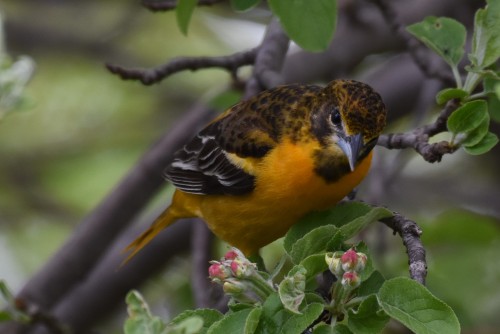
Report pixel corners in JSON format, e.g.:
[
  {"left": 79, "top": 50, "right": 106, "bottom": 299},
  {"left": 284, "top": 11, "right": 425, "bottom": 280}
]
[{"left": 330, "top": 107, "right": 342, "bottom": 126}]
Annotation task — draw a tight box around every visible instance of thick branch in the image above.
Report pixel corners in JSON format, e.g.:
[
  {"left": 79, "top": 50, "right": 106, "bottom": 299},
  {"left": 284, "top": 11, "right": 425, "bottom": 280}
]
[
  {"left": 377, "top": 100, "right": 459, "bottom": 162},
  {"left": 244, "top": 18, "right": 290, "bottom": 99},
  {"left": 106, "top": 48, "right": 259, "bottom": 85},
  {"left": 191, "top": 221, "right": 215, "bottom": 308},
  {"left": 5, "top": 219, "right": 195, "bottom": 334},
  {"left": 380, "top": 213, "right": 427, "bottom": 285},
  {"left": 15, "top": 104, "right": 216, "bottom": 313},
  {"left": 40, "top": 220, "right": 194, "bottom": 334}
]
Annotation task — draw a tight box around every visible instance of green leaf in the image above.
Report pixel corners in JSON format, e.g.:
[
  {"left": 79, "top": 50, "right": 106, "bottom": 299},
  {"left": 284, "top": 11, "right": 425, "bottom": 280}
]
[
  {"left": 278, "top": 265, "right": 307, "bottom": 314},
  {"left": 176, "top": 0, "right": 197, "bottom": 35},
  {"left": 378, "top": 277, "right": 460, "bottom": 334},
  {"left": 244, "top": 308, "right": 263, "bottom": 334},
  {"left": 124, "top": 290, "right": 165, "bottom": 334},
  {"left": 483, "top": 75, "right": 500, "bottom": 94},
  {"left": 347, "top": 295, "right": 389, "bottom": 334},
  {"left": 357, "top": 271, "right": 385, "bottom": 297},
  {"left": 435, "top": 88, "right": 468, "bottom": 105},
  {"left": 166, "top": 317, "right": 204, "bottom": 334},
  {"left": 230, "top": 0, "right": 261, "bottom": 11},
  {"left": 228, "top": 301, "right": 255, "bottom": 313},
  {"left": 495, "top": 82, "right": 500, "bottom": 100},
  {"left": 464, "top": 131, "right": 499, "bottom": 155},
  {"left": 313, "top": 323, "right": 353, "bottom": 334},
  {"left": 470, "top": 0, "right": 500, "bottom": 68},
  {"left": 407, "top": 17, "right": 466, "bottom": 67},
  {"left": 289, "top": 225, "right": 338, "bottom": 264},
  {"left": 460, "top": 112, "right": 489, "bottom": 146},
  {"left": 280, "top": 302, "right": 324, "bottom": 334},
  {"left": 287, "top": 204, "right": 391, "bottom": 263},
  {"left": 305, "top": 292, "right": 326, "bottom": 305},
  {"left": 446, "top": 100, "right": 488, "bottom": 137},
  {"left": 489, "top": 91, "right": 500, "bottom": 122},
  {"left": 169, "top": 309, "right": 223, "bottom": 334},
  {"left": 207, "top": 308, "right": 260, "bottom": 334},
  {"left": 284, "top": 202, "right": 375, "bottom": 254},
  {"left": 255, "top": 292, "right": 283, "bottom": 333},
  {"left": 327, "top": 207, "right": 392, "bottom": 250},
  {"left": 300, "top": 254, "right": 329, "bottom": 279},
  {"left": 268, "top": 0, "right": 337, "bottom": 52},
  {"left": 255, "top": 292, "right": 324, "bottom": 334}
]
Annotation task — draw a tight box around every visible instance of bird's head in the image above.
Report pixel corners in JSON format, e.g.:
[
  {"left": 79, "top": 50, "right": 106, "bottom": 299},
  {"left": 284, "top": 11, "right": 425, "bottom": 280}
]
[{"left": 311, "top": 79, "right": 387, "bottom": 171}]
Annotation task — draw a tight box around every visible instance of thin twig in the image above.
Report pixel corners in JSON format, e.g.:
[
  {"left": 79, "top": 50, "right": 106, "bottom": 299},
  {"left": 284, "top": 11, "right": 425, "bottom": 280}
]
[
  {"left": 380, "top": 213, "right": 427, "bottom": 285},
  {"left": 10, "top": 299, "right": 68, "bottom": 334},
  {"left": 377, "top": 99, "right": 459, "bottom": 162},
  {"left": 372, "top": 0, "right": 455, "bottom": 85},
  {"left": 106, "top": 48, "right": 259, "bottom": 85},
  {"left": 142, "top": 0, "right": 225, "bottom": 12}
]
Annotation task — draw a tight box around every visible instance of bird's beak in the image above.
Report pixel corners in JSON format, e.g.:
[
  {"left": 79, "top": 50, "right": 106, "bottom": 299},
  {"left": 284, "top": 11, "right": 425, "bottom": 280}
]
[{"left": 337, "top": 133, "right": 364, "bottom": 171}]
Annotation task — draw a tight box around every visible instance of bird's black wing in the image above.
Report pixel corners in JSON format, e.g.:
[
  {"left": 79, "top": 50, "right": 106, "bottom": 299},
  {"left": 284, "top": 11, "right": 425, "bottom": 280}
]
[
  {"left": 163, "top": 105, "right": 272, "bottom": 195},
  {"left": 164, "top": 84, "right": 319, "bottom": 195}
]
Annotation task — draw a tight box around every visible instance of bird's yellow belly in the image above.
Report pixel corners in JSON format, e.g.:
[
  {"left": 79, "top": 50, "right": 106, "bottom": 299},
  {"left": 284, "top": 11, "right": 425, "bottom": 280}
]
[{"left": 195, "top": 141, "right": 373, "bottom": 255}]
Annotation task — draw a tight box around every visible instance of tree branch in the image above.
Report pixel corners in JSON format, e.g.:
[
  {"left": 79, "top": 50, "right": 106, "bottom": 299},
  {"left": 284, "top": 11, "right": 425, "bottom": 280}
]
[
  {"left": 191, "top": 220, "right": 216, "bottom": 308},
  {"left": 377, "top": 99, "right": 459, "bottom": 162},
  {"left": 106, "top": 48, "right": 259, "bottom": 85},
  {"left": 15, "top": 104, "right": 216, "bottom": 314},
  {"left": 142, "top": 0, "right": 225, "bottom": 12},
  {"left": 244, "top": 17, "right": 290, "bottom": 99},
  {"left": 6, "top": 218, "right": 196, "bottom": 334},
  {"left": 282, "top": 0, "right": 475, "bottom": 85},
  {"left": 380, "top": 213, "right": 427, "bottom": 285},
  {"left": 371, "top": 0, "right": 455, "bottom": 85},
  {"left": 40, "top": 220, "right": 194, "bottom": 334}
]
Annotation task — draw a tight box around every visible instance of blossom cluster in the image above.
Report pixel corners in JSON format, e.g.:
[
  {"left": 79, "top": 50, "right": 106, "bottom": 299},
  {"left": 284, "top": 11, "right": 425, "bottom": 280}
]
[
  {"left": 208, "top": 248, "right": 274, "bottom": 303},
  {"left": 325, "top": 248, "right": 368, "bottom": 290}
]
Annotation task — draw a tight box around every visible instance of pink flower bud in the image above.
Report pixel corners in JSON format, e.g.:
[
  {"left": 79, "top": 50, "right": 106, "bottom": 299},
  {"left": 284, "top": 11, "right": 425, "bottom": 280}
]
[
  {"left": 230, "top": 260, "right": 241, "bottom": 275},
  {"left": 229, "top": 258, "right": 254, "bottom": 277},
  {"left": 355, "top": 252, "right": 368, "bottom": 272},
  {"left": 341, "top": 271, "right": 361, "bottom": 289},
  {"left": 341, "top": 248, "right": 358, "bottom": 272},
  {"left": 208, "top": 262, "right": 231, "bottom": 282},
  {"left": 224, "top": 249, "right": 239, "bottom": 260}
]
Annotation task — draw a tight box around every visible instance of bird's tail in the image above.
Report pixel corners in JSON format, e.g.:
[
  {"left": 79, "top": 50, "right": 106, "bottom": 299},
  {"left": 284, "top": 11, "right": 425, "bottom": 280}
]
[{"left": 122, "top": 207, "right": 177, "bottom": 265}]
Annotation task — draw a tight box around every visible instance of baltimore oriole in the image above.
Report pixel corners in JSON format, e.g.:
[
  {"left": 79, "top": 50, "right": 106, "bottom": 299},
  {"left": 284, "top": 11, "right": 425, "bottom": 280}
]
[{"left": 125, "top": 79, "right": 387, "bottom": 261}]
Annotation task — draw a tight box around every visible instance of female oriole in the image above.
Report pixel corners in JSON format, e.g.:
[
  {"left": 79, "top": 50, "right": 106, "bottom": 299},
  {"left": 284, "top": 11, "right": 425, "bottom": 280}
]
[{"left": 125, "top": 79, "right": 386, "bottom": 261}]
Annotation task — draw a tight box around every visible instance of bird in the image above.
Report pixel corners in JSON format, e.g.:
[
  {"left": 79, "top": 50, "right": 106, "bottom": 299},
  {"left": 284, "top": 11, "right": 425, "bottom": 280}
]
[{"left": 124, "top": 79, "right": 387, "bottom": 262}]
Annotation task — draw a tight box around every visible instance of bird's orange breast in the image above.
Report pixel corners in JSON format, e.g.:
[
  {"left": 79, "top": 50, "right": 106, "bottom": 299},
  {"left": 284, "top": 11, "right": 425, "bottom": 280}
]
[{"left": 176, "top": 138, "right": 373, "bottom": 255}]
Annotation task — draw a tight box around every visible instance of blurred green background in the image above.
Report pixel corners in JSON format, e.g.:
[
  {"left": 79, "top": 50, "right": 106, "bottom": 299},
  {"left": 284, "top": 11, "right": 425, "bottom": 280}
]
[
  {"left": 0, "top": 0, "right": 236, "bottom": 282},
  {"left": 0, "top": 1, "right": 499, "bottom": 333}
]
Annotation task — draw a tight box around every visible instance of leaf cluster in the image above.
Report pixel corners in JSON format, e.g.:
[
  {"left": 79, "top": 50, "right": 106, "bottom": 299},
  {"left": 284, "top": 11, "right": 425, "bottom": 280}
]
[
  {"left": 123, "top": 203, "right": 460, "bottom": 334},
  {"left": 117, "top": 2, "right": 500, "bottom": 333},
  {"left": 176, "top": 0, "right": 338, "bottom": 52},
  {"left": 407, "top": 0, "right": 500, "bottom": 155}
]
